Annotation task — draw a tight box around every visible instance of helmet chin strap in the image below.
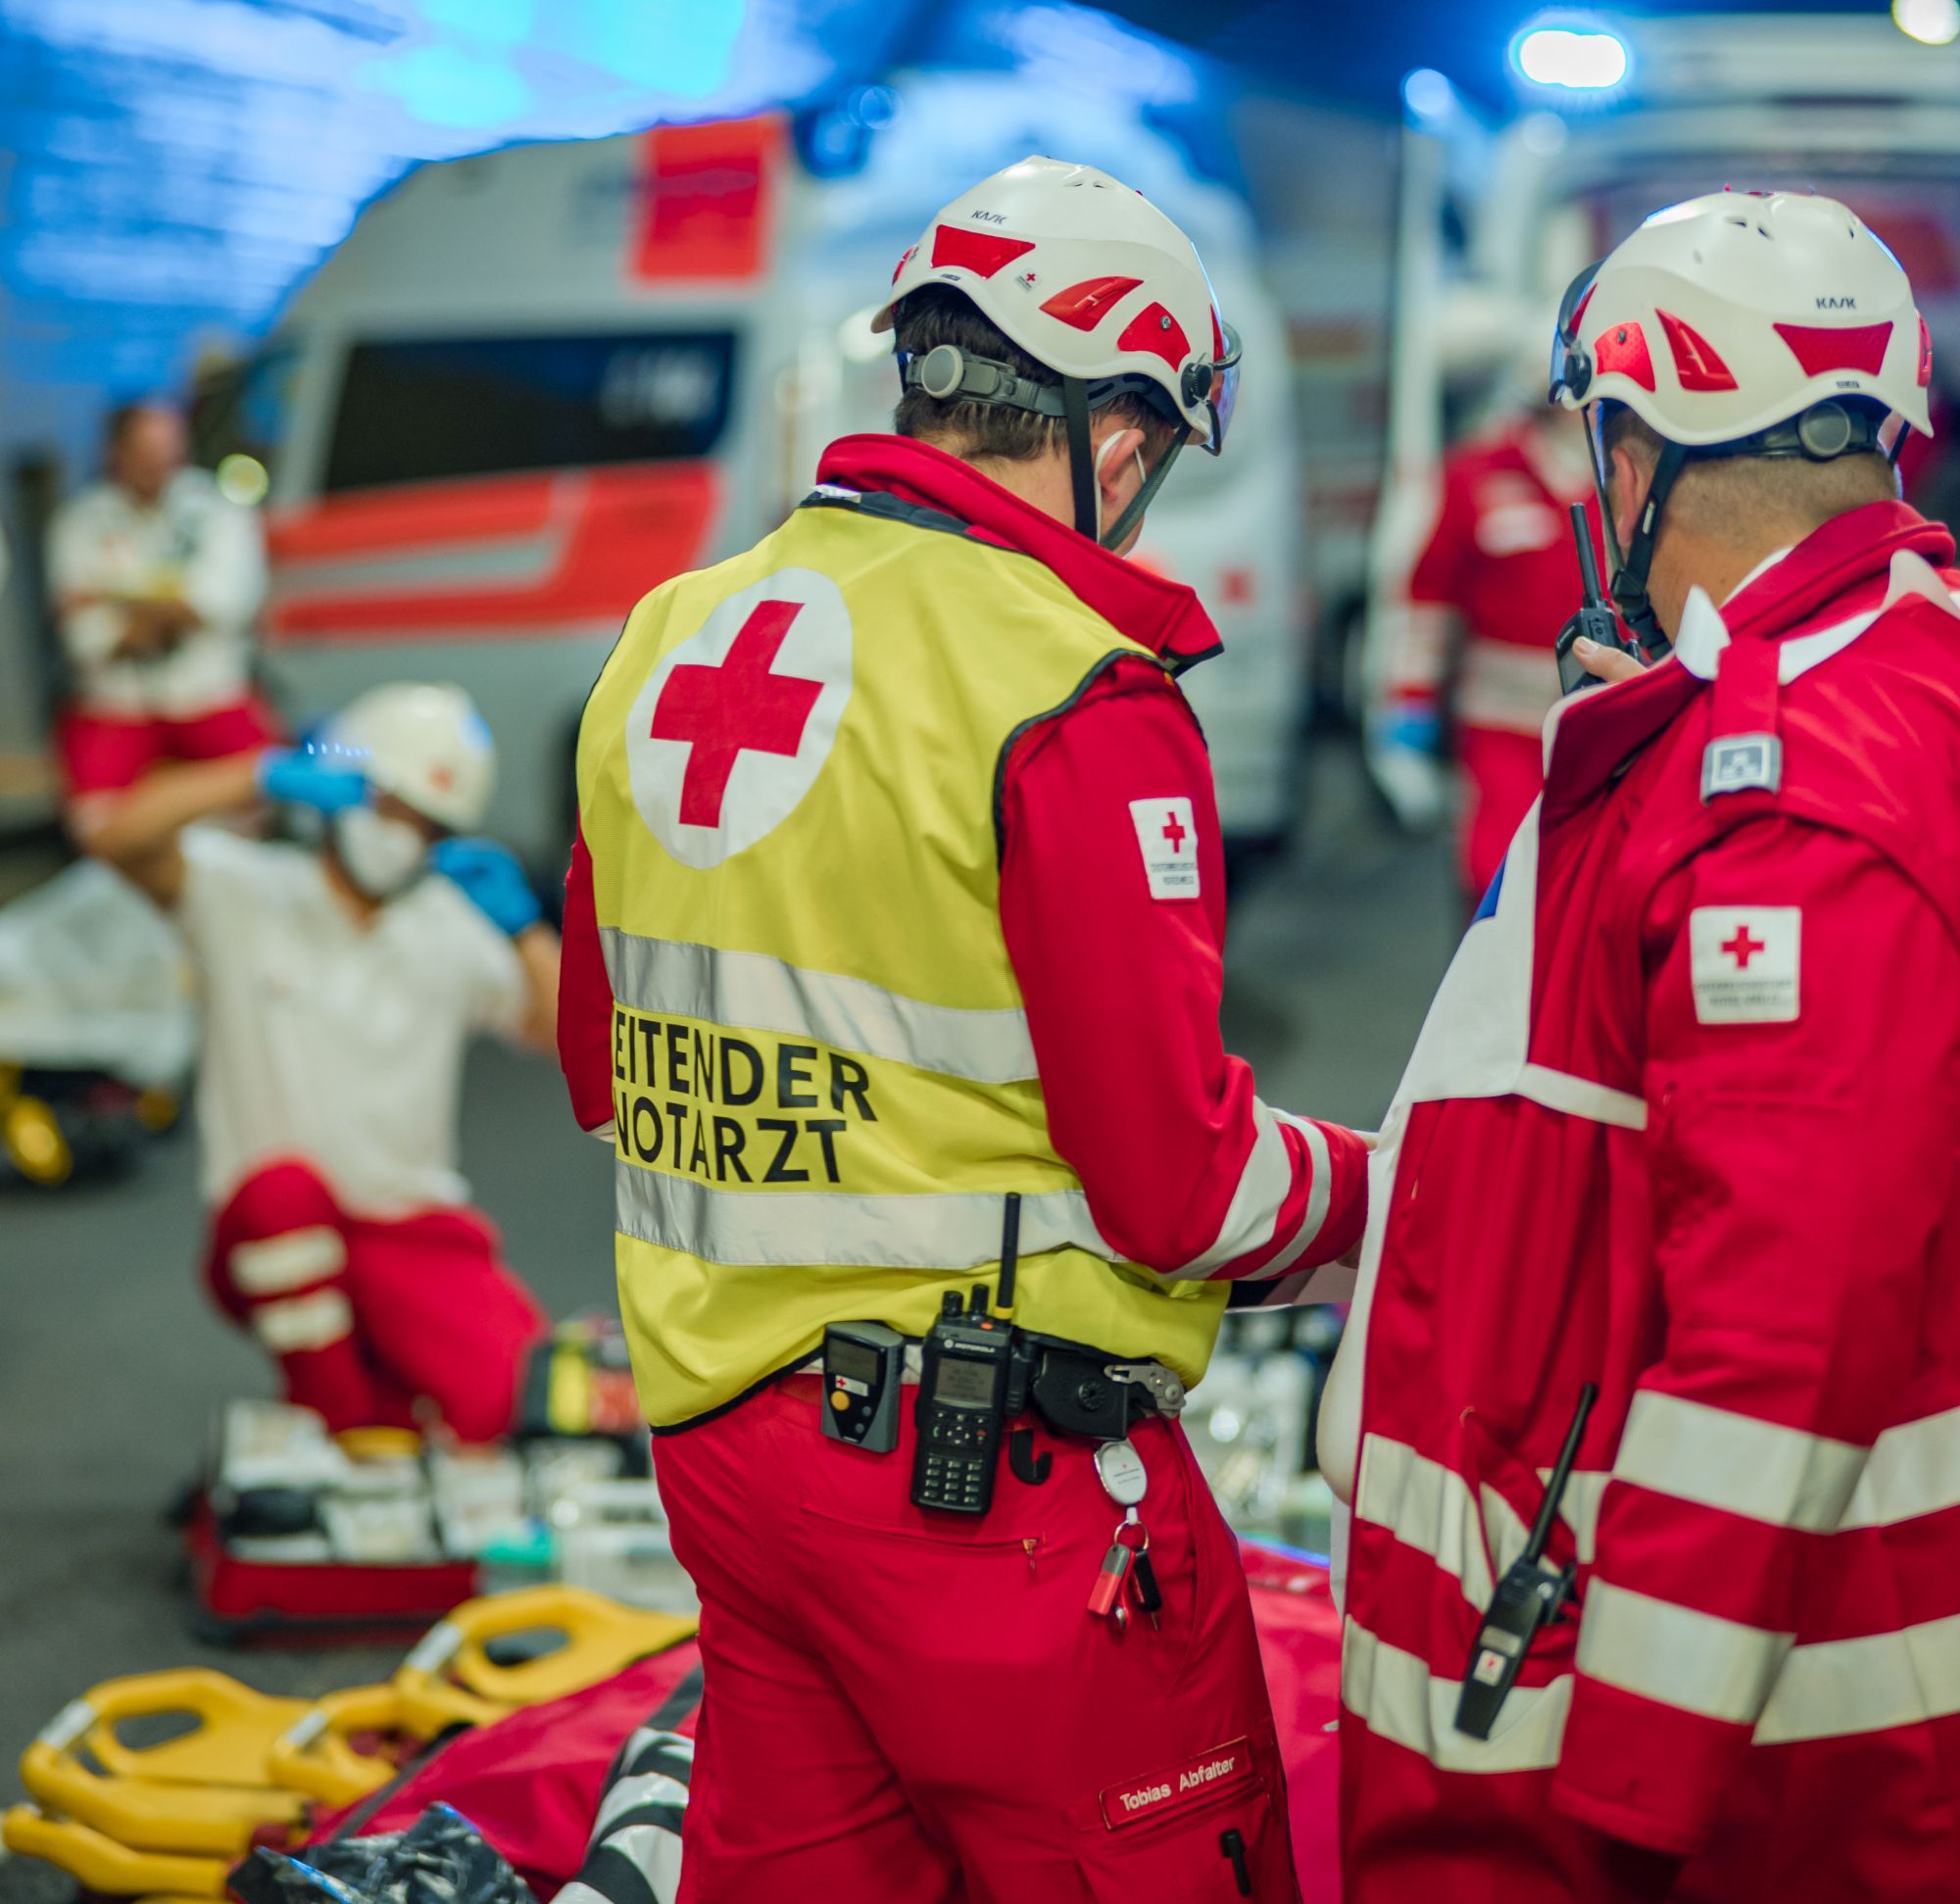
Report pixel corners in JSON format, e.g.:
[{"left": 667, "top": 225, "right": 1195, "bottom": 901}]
[
  {"left": 1061, "top": 374, "right": 1187, "bottom": 550},
  {"left": 1584, "top": 406, "right": 1681, "bottom": 661}
]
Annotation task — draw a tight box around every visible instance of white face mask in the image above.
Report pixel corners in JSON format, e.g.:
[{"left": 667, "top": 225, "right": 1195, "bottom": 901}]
[{"left": 332, "top": 806, "right": 428, "bottom": 900}]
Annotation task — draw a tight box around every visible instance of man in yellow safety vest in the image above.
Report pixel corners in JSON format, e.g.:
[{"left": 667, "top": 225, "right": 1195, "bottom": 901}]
[{"left": 560, "top": 156, "right": 1368, "bottom": 1901}]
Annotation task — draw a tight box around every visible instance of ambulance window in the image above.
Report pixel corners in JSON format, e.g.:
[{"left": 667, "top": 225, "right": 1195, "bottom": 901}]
[{"left": 323, "top": 330, "right": 737, "bottom": 493}]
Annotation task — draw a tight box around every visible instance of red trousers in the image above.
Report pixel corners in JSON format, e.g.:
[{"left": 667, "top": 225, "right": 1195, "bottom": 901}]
[
  {"left": 1457, "top": 725, "right": 1544, "bottom": 903},
  {"left": 653, "top": 1377, "right": 1298, "bottom": 1904},
  {"left": 59, "top": 694, "right": 280, "bottom": 797},
  {"left": 204, "top": 1158, "right": 546, "bottom": 1442}
]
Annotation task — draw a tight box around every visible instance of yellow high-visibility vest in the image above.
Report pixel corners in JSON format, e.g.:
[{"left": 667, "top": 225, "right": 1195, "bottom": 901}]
[{"left": 576, "top": 489, "right": 1229, "bottom": 1426}]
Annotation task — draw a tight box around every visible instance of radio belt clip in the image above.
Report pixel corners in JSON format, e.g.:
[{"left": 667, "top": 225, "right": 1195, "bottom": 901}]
[{"left": 1454, "top": 1382, "right": 1598, "bottom": 1741}]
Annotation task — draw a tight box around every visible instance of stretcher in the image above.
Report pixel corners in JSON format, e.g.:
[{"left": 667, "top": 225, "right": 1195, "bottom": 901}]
[
  {"left": 15, "top": 1671, "right": 311, "bottom": 1858},
  {"left": 392, "top": 1586, "right": 698, "bottom": 1733},
  {"left": 0, "top": 1806, "right": 232, "bottom": 1897},
  {"left": 4, "top": 1586, "right": 701, "bottom": 1903},
  {"left": 266, "top": 1683, "right": 424, "bottom": 1807}
]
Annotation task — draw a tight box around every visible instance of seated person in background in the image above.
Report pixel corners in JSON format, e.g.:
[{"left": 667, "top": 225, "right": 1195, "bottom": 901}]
[
  {"left": 49, "top": 399, "right": 278, "bottom": 831},
  {"left": 91, "top": 683, "right": 557, "bottom": 1442}
]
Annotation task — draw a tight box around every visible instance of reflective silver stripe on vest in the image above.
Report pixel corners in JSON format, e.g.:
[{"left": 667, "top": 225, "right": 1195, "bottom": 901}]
[
  {"left": 615, "top": 1165, "right": 1116, "bottom": 1270},
  {"left": 601, "top": 929, "right": 1038, "bottom": 1085}
]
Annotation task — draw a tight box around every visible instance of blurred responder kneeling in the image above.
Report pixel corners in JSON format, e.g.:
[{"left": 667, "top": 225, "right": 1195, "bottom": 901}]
[
  {"left": 1322, "top": 192, "right": 1960, "bottom": 1903},
  {"left": 93, "top": 685, "right": 555, "bottom": 1443},
  {"left": 1370, "top": 371, "right": 1595, "bottom": 904},
  {"left": 560, "top": 157, "right": 1369, "bottom": 1900},
  {"left": 49, "top": 401, "right": 278, "bottom": 831}
]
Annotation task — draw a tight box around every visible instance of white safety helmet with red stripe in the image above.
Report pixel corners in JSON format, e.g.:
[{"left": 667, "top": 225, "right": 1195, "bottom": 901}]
[
  {"left": 325, "top": 682, "right": 495, "bottom": 832},
  {"left": 871, "top": 155, "right": 1240, "bottom": 548},
  {"left": 1549, "top": 189, "right": 1933, "bottom": 646}
]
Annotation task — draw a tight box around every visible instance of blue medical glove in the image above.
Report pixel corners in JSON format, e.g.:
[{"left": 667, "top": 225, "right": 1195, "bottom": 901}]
[
  {"left": 257, "top": 746, "right": 369, "bottom": 814},
  {"left": 1378, "top": 704, "right": 1443, "bottom": 757},
  {"left": 429, "top": 837, "right": 544, "bottom": 937}
]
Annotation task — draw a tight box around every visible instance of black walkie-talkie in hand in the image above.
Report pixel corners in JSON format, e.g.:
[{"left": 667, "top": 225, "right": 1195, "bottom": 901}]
[
  {"left": 1553, "top": 505, "right": 1641, "bottom": 695},
  {"left": 1454, "top": 1383, "right": 1599, "bottom": 1740}
]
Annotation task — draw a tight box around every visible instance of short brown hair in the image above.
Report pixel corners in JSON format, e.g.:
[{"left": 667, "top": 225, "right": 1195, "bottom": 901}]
[
  {"left": 1603, "top": 401, "right": 1897, "bottom": 546},
  {"left": 892, "top": 286, "right": 1177, "bottom": 464}
]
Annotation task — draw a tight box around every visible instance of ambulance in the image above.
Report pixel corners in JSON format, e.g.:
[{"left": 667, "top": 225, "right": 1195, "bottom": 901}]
[
  {"left": 1359, "top": 10, "right": 1960, "bottom": 716},
  {"left": 206, "top": 75, "right": 1306, "bottom": 879}
]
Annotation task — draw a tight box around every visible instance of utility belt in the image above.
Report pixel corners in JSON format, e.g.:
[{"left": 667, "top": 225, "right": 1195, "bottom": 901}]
[
  {"left": 802, "top": 1329, "right": 1185, "bottom": 1439},
  {"left": 800, "top": 1192, "right": 1187, "bottom": 1520}
]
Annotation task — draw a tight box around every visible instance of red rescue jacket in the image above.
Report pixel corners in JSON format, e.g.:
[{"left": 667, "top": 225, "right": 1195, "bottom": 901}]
[{"left": 1330, "top": 501, "right": 1960, "bottom": 1902}]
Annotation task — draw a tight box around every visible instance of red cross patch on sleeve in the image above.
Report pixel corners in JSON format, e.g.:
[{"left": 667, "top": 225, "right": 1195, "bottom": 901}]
[
  {"left": 1689, "top": 906, "right": 1800, "bottom": 1024},
  {"left": 1129, "top": 797, "right": 1200, "bottom": 901}
]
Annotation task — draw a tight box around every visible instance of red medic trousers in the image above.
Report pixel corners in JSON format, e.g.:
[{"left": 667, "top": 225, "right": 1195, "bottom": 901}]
[
  {"left": 59, "top": 693, "right": 281, "bottom": 797},
  {"left": 204, "top": 1157, "right": 546, "bottom": 1441},
  {"left": 653, "top": 1376, "right": 1298, "bottom": 1903}
]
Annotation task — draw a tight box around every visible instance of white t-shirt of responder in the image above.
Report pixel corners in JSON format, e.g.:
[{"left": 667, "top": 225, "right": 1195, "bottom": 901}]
[
  {"left": 47, "top": 469, "right": 267, "bottom": 719},
  {"left": 175, "top": 828, "right": 529, "bottom": 1217}
]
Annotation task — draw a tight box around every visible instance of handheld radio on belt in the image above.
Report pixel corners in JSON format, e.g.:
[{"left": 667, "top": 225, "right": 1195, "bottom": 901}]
[
  {"left": 911, "top": 1286, "right": 1013, "bottom": 1514},
  {"left": 1553, "top": 504, "right": 1642, "bottom": 695},
  {"left": 1454, "top": 1382, "right": 1598, "bottom": 1739},
  {"left": 909, "top": 1195, "right": 1021, "bottom": 1515}
]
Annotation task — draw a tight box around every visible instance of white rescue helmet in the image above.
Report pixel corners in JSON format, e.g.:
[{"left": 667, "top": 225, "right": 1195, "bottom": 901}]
[
  {"left": 325, "top": 683, "right": 494, "bottom": 832},
  {"left": 1551, "top": 190, "right": 1932, "bottom": 445},
  {"left": 872, "top": 156, "right": 1240, "bottom": 546},
  {"left": 1547, "top": 190, "right": 1933, "bottom": 646}
]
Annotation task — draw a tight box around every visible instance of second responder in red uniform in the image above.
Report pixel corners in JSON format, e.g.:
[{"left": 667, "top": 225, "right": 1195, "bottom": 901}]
[
  {"left": 1371, "top": 385, "right": 1593, "bottom": 903},
  {"left": 560, "top": 158, "right": 1370, "bottom": 1900},
  {"left": 1321, "top": 192, "right": 1960, "bottom": 1901}
]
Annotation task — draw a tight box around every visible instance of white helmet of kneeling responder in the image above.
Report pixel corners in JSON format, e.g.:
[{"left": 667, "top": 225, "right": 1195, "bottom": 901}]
[
  {"left": 326, "top": 681, "right": 496, "bottom": 833},
  {"left": 1548, "top": 189, "right": 1933, "bottom": 646},
  {"left": 872, "top": 154, "right": 1241, "bottom": 549}
]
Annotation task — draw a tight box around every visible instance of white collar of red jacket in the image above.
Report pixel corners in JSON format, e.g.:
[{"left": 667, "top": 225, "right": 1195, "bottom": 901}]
[
  {"left": 814, "top": 433, "right": 1223, "bottom": 670},
  {"left": 1540, "top": 503, "right": 1958, "bottom": 817}
]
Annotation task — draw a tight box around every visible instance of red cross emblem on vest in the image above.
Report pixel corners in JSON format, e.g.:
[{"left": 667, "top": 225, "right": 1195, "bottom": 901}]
[{"left": 650, "top": 600, "right": 824, "bottom": 828}]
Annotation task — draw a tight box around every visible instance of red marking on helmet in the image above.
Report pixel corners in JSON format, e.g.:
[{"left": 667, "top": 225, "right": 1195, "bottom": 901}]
[
  {"left": 1116, "top": 301, "right": 1190, "bottom": 371},
  {"left": 1039, "top": 275, "right": 1143, "bottom": 330},
  {"left": 1920, "top": 315, "right": 1934, "bottom": 389},
  {"left": 891, "top": 244, "right": 916, "bottom": 285},
  {"left": 1772, "top": 319, "right": 1893, "bottom": 379},
  {"left": 1210, "top": 308, "right": 1225, "bottom": 362},
  {"left": 1570, "top": 284, "right": 1595, "bottom": 332},
  {"left": 1592, "top": 319, "right": 1656, "bottom": 392},
  {"left": 429, "top": 764, "right": 455, "bottom": 791},
  {"left": 930, "top": 224, "right": 1036, "bottom": 277},
  {"left": 1657, "top": 310, "right": 1738, "bottom": 392}
]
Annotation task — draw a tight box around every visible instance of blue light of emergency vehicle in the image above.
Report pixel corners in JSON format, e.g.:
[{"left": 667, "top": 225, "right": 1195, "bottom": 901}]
[
  {"left": 1401, "top": 69, "right": 1456, "bottom": 122},
  {"left": 1511, "top": 26, "right": 1629, "bottom": 90}
]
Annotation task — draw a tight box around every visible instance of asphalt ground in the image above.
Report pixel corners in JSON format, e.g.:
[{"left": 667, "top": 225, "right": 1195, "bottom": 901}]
[{"left": 0, "top": 737, "right": 1460, "bottom": 1897}]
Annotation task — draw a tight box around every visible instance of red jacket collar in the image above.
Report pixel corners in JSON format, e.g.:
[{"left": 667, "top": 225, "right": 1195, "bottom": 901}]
[
  {"left": 815, "top": 434, "right": 1223, "bottom": 670},
  {"left": 1722, "top": 500, "right": 1954, "bottom": 642},
  {"left": 1543, "top": 503, "right": 1954, "bottom": 817}
]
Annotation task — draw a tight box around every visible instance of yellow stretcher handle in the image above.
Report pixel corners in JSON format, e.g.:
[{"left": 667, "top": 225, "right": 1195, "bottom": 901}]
[
  {"left": 1, "top": 1805, "right": 230, "bottom": 1898},
  {"left": 391, "top": 1586, "right": 697, "bottom": 1736},
  {"left": 267, "top": 1684, "right": 416, "bottom": 1806},
  {"left": 19, "top": 1674, "right": 310, "bottom": 1856}
]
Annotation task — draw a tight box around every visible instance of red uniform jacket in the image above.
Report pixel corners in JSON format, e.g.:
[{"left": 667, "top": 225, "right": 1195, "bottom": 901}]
[
  {"left": 561, "top": 434, "right": 1367, "bottom": 1294},
  {"left": 1385, "top": 423, "right": 1592, "bottom": 739},
  {"left": 1331, "top": 502, "right": 1960, "bottom": 1902}
]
